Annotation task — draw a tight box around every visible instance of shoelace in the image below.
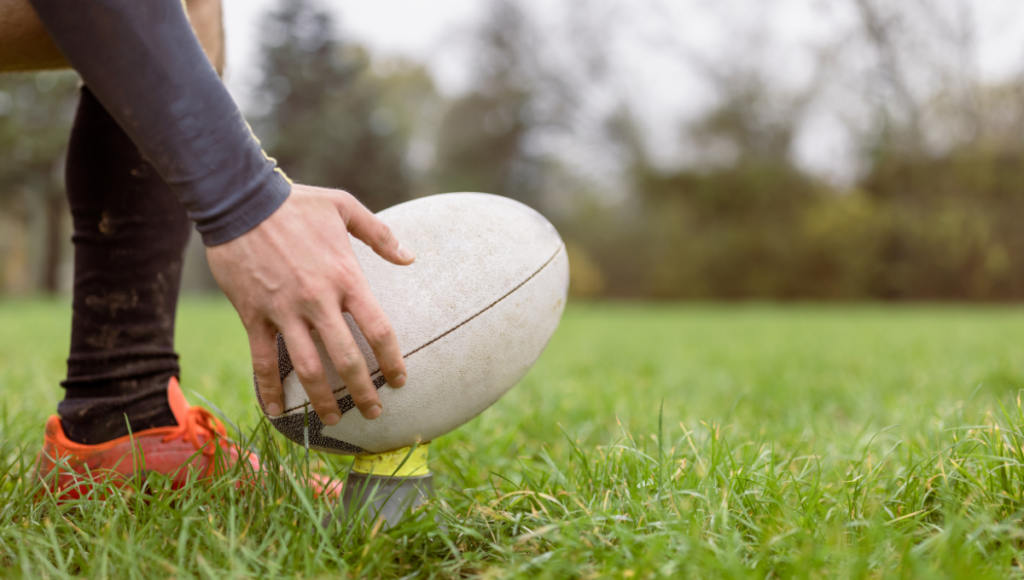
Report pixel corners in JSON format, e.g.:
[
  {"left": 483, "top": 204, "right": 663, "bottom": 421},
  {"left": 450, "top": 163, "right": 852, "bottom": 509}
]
[{"left": 161, "top": 406, "right": 227, "bottom": 456}]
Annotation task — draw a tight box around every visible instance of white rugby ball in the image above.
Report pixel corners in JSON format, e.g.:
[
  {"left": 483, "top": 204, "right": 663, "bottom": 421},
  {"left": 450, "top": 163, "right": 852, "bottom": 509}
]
[{"left": 255, "top": 193, "right": 569, "bottom": 455}]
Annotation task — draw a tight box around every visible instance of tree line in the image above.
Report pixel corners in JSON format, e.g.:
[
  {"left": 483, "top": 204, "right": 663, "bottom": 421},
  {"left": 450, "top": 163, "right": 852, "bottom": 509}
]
[{"left": 2, "top": 0, "right": 1023, "bottom": 300}]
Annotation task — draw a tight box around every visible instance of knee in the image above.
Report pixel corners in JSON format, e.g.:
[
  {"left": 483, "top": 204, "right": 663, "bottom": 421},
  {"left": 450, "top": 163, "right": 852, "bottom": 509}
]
[
  {"left": 0, "top": 0, "right": 71, "bottom": 72},
  {"left": 185, "top": 0, "right": 225, "bottom": 76}
]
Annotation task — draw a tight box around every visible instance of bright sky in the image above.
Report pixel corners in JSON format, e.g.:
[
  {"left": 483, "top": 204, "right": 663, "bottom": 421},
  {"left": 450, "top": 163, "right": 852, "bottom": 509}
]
[
  {"left": 222, "top": 0, "right": 485, "bottom": 102},
  {"left": 221, "top": 0, "right": 1024, "bottom": 182}
]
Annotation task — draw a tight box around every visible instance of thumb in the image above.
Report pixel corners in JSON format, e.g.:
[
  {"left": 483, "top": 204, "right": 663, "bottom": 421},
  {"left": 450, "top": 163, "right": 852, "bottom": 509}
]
[{"left": 343, "top": 199, "right": 416, "bottom": 266}]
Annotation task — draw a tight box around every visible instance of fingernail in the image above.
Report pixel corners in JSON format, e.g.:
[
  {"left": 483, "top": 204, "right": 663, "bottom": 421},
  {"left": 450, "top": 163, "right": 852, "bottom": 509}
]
[
  {"left": 366, "top": 405, "right": 382, "bottom": 420},
  {"left": 324, "top": 413, "right": 341, "bottom": 426},
  {"left": 394, "top": 374, "right": 407, "bottom": 387},
  {"left": 266, "top": 402, "right": 281, "bottom": 416},
  {"left": 397, "top": 243, "right": 416, "bottom": 262}
]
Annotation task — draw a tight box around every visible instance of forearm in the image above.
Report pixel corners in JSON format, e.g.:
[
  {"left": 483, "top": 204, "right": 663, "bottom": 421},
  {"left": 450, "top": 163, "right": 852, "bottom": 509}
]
[{"left": 27, "top": 0, "right": 288, "bottom": 245}]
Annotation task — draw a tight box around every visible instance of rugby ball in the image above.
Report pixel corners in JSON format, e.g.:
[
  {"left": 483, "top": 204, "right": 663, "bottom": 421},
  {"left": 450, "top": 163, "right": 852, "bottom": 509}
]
[{"left": 255, "top": 193, "right": 569, "bottom": 455}]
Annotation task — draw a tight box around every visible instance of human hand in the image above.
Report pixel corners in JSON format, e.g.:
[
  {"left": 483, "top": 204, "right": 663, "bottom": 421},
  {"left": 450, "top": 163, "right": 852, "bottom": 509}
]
[{"left": 206, "top": 184, "right": 415, "bottom": 424}]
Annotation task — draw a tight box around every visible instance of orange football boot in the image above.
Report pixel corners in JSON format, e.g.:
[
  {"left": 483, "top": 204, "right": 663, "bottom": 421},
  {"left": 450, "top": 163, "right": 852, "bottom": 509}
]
[{"left": 36, "top": 377, "right": 342, "bottom": 500}]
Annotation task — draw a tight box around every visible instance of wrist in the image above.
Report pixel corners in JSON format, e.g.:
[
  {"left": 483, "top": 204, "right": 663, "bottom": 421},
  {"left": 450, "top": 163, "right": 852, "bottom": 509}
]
[{"left": 199, "top": 171, "right": 292, "bottom": 247}]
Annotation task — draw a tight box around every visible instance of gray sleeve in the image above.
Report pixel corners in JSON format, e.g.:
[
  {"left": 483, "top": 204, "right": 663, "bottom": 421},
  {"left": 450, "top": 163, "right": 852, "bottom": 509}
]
[{"left": 27, "top": 0, "right": 291, "bottom": 245}]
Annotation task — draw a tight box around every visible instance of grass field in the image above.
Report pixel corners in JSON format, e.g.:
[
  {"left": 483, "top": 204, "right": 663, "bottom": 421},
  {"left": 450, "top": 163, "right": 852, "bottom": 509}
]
[{"left": 5, "top": 299, "right": 1024, "bottom": 578}]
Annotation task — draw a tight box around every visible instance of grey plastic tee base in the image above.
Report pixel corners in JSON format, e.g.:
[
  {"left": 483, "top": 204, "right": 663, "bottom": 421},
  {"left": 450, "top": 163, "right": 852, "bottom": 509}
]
[{"left": 326, "top": 471, "right": 434, "bottom": 530}]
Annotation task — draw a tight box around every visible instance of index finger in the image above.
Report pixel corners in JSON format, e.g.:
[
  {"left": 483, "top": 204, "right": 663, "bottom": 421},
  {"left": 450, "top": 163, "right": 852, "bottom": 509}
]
[{"left": 342, "top": 198, "right": 415, "bottom": 266}]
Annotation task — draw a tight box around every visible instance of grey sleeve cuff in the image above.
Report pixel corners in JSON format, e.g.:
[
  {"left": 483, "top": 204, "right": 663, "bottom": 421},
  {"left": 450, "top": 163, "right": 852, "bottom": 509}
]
[{"left": 198, "top": 170, "right": 292, "bottom": 246}]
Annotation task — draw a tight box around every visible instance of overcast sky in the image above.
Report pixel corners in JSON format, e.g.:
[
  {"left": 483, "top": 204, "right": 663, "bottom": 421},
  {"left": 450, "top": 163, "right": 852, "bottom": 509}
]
[
  {"left": 221, "top": 0, "right": 484, "bottom": 102},
  {"left": 220, "top": 0, "right": 1024, "bottom": 182}
]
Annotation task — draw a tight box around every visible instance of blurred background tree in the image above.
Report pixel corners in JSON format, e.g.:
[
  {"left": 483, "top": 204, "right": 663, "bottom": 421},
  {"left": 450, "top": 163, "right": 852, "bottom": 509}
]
[
  {"left": 431, "top": 0, "right": 549, "bottom": 209},
  {"left": 0, "top": 71, "right": 78, "bottom": 294},
  {"left": 250, "top": 0, "right": 436, "bottom": 212}
]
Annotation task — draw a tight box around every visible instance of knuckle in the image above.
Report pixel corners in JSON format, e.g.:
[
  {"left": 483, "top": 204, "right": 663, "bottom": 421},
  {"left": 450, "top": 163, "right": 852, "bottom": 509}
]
[
  {"left": 332, "top": 261, "right": 359, "bottom": 286},
  {"left": 374, "top": 223, "right": 393, "bottom": 248},
  {"left": 296, "top": 286, "right": 326, "bottom": 306},
  {"left": 240, "top": 313, "right": 264, "bottom": 330},
  {"left": 268, "top": 294, "right": 291, "bottom": 315},
  {"left": 252, "top": 358, "right": 278, "bottom": 378},
  {"left": 336, "top": 351, "right": 365, "bottom": 374},
  {"left": 293, "top": 360, "right": 323, "bottom": 381},
  {"left": 362, "top": 317, "right": 394, "bottom": 345}
]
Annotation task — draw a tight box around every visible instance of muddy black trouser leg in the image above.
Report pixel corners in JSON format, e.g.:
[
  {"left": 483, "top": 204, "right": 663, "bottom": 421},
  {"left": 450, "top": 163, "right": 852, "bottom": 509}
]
[{"left": 58, "top": 87, "right": 191, "bottom": 445}]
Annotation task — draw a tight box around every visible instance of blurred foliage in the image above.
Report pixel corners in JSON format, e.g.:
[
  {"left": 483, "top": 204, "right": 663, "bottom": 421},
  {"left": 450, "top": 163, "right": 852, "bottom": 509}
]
[
  {"left": 431, "top": 0, "right": 577, "bottom": 210},
  {"left": 0, "top": 71, "right": 78, "bottom": 293},
  {"left": 4, "top": 0, "right": 1024, "bottom": 302},
  {"left": 0, "top": 71, "right": 78, "bottom": 201},
  {"left": 251, "top": 0, "right": 436, "bottom": 212},
  {"left": 569, "top": 108, "right": 1024, "bottom": 300},
  {"left": 545, "top": 0, "right": 1024, "bottom": 301}
]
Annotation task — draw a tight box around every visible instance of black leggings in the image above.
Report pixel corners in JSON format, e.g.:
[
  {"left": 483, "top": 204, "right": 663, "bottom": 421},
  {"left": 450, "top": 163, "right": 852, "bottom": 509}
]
[{"left": 58, "top": 87, "right": 189, "bottom": 444}]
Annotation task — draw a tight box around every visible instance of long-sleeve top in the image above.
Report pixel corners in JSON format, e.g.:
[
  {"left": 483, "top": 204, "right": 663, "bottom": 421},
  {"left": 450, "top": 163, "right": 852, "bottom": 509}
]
[{"left": 28, "top": 0, "right": 291, "bottom": 245}]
